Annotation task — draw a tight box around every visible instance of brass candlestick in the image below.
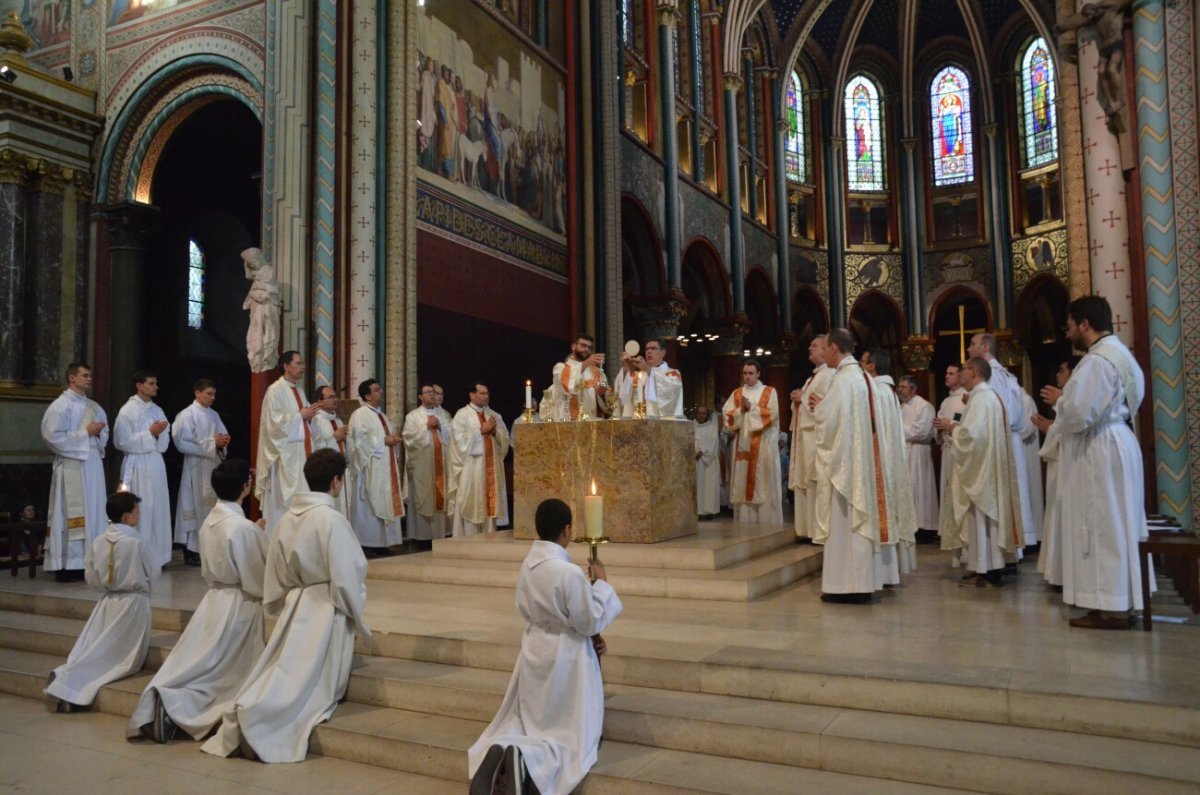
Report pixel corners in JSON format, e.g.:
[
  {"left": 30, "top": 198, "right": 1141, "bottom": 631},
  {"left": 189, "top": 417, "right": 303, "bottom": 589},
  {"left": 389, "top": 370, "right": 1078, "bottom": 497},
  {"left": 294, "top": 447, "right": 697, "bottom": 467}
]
[
  {"left": 573, "top": 534, "right": 611, "bottom": 582},
  {"left": 519, "top": 406, "right": 535, "bottom": 423}
]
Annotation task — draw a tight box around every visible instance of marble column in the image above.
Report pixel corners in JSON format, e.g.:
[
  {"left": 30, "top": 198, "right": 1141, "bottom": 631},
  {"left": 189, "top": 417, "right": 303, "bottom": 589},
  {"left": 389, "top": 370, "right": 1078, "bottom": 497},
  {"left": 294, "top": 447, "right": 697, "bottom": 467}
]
[
  {"left": 723, "top": 73, "right": 745, "bottom": 313},
  {"left": 825, "top": 136, "right": 847, "bottom": 327},
  {"left": 899, "top": 137, "right": 925, "bottom": 334},
  {"left": 1133, "top": 0, "right": 1190, "bottom": 525},
  {"left": 103, "top": 203, "right": 159, "bottom": 417},
  {"left": 0, "top": 152, "right": 28, "bottom": 382},
  {"left": 773, "top": 116, "right": 792, "bottom": 334},
  {"left": 25, "top": 163, "right": 69, "bottom": 386},
  {"left": 657, "top": 2, "right": 682, "bottom": 290}
]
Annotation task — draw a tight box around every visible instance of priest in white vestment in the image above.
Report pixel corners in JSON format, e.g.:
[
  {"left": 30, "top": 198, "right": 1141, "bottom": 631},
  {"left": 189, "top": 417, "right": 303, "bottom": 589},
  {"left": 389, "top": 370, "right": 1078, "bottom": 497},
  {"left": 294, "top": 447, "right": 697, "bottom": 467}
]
[
  {"left": 255, "top": 351, "right": 319, "bottom": 533},
  {"left": 934, "top": 365, "right": 968, "bottom": 556},
  {"left": 1020, "top": 390, "right": 1045, "bottom": 543},
  {"left": 968, "top": 334, "right": 1038, "bottom": 546},
  {"left": 862, "top": 350, "right": 917, "bottom": 581},
  {"left": 202, "top": 449, "right": 370, "bottom": 762},
  {"left": 613, "top": 338, "right": 684, "bottom": 418},
  {"left": 1041, "top": 297, "right": 1149, "bottom": 629},
  {"left": 309, "top": 385, "right": 350, "bottom": 517},
  {"left": 42, "top": 363, "right": 109, "bottom": 578},
  {"left": 128, "top": 460, "right": 266, "bottom": 742},
  {"left": 942, "top": 359, "right": 1025, "bottom": 587},
  {"left": 813, "top": 330, "right": 883, "bottom": 602},
  {"left": 693, "top": 406, "right": 721, "bottom": 517},
  {"left": 722, "top": 359, "right": 782, "bottom": 524},
  {"left": 897, "top": 376, "right": 939, "bottom": 538},
  {"left": 46, "top": 492, "right": 157, "bottom": 711},
  {"left": 347, "top": 378, "right": 405, "bottom": 550},
  {"left": 1034, "top": 357, "right": 1079, "bottom": 588},
  {"left": 468, "top": 498, "right": 622, "bottom": 795},
  {"left": 404, "top": 383, "right": 453, "bottom": 543},
  {"left": 172, "top": 379, "right": 230, "bottom": 558},
  {"left": 550, "top": 334, "right": 610, "bottom": 420},
  {"left": 449, "top": 382, "right": 511, "bottom": 535},
  {"left": 114, "top": 371, "right": 173, "bottom": 568},
  {"left": 789, "top": 336, "right": 834, "bottom": 540}
]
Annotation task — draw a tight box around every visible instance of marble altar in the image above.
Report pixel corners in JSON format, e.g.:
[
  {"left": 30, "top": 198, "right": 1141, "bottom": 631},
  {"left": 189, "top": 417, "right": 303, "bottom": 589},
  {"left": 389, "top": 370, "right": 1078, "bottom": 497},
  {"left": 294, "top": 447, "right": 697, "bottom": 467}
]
[{"left": 512, "top": 418, "right": 697, "bottom": 543}]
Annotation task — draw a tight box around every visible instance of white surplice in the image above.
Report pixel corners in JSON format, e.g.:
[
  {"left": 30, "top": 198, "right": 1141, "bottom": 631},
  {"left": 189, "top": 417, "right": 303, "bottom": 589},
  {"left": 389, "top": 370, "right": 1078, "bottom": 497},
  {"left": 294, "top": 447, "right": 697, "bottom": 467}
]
[
  {"left": 550, "top": 357, "right": 609, "bottom": 420},
  {"left": 42, "top": 390, "right": 109, "bottom": 571},
  {"left": 347, "top": 404, "right": 405, "bottom": 547},
  {"left": 402, "top": 405, "right": 453, "bottom": 540},
  {"left": 722, "top": 383, "right": 783, "bottom": 524},
  {"left": 874, "top": 376, "right": 917, "bottom": 580},
  {"left": 694, "top": 416, "right": 721, "bottom": 516},
  {"left": 901, "top": 393, "right": 939, "bottom": 531},
  {"left": 254, "top": 377, "right": 312, "bottom": 533},
  {"left": 789, "top": 363, "right": 834, "bottom": 539},
  {"left": 943, "top": 383, "right": 1024, "bottom": 574},
  {"left": 467, "top": 541, "right": 622, "bottom": 795},
  {"left": 613, "top": 362, "right": 684, "bottom": 418},
  {"left": 310, "top": 409, "right": 350, "bottom": 517},
  {"left": 45, "top": 523, "right": 158, "bottom": 706},
  {"left": 201, "top": 491, "right": 370, "bottom": 763},
  {"left": 127, "top": 500, "right": 266, "bottom": 740},
  {"left": 987, "top": 360, "right": 1038, "bottom": 546},
  {"left": 1056, "top": 335, "right": 1151, "bottom": 613},
  {"left": 1020, "top": 391, "right": 1045, "bottom": 543},
  {"left": 1036, "top": 416, "right": 1064, "bottom": 586},
  {"left": 114, "top": 396, "right": 173, "bottom": 567},
  {"left": 936, "top": 388, "right": 967, "bottom": 549},
  {"left": 172, "top": 401, "right": 229, "bottom": 552},
  {"left": 449, "top": 404, "right": 510, "bottom": 535},
  {"left": 814, "top": 356, "right": 881, "bottom": 595}
]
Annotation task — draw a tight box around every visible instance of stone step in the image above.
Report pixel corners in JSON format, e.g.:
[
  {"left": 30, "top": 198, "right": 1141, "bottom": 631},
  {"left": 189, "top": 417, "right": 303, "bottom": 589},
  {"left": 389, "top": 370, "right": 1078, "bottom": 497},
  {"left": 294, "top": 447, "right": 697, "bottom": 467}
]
[
  {"left": 0, "top": 648, "right": 967, "bottom": 795},
  {"left": 367, "top": 543, "right": 823, "bottom": 601},
  {"left": 4, "top": 613, "right": 1199, "bottom": 795},
  {"left": 426, "top": 525, "right": 799, "bottom": 571}
]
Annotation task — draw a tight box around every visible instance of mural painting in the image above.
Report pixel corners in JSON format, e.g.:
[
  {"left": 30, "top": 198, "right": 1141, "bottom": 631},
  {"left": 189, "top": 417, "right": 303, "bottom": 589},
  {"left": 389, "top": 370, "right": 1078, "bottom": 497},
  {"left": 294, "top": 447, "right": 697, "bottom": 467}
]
[{"left": 3, "top": 0, "right": 70, "bottom": 50}]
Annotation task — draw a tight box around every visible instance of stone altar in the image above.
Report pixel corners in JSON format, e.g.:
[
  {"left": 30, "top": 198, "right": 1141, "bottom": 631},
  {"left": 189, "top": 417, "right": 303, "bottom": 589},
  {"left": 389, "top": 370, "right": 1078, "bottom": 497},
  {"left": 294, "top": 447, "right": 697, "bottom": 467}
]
[{"left": 512, "top": 419, "right": 697, "bottom": 543}]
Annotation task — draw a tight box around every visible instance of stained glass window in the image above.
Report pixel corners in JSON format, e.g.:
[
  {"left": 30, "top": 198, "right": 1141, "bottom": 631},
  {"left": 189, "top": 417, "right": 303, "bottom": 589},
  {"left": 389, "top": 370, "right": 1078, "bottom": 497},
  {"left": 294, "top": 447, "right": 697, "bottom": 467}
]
[
  {"left": 187, "top": 240, "right": 204, "bottom": 330},
  {"left": 621, "top": 0, "right": 635, "bottom": 49},
  {"left": 844, "top": 74, "right": 886, "bottom": 191},
  {"left": 929, "top": 66, "right": 975, "bottom": 186},
  {"left": 784, "top": 70, "right": 806, "bottom": 183},
  {"left": 1019, "top": 38, "right": 1058, "bottom": 169}
]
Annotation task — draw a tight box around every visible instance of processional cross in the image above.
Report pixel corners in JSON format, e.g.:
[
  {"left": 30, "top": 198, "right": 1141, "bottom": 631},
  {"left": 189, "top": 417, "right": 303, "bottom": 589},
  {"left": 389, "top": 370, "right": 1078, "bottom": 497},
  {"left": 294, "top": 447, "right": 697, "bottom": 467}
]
[{"left": 937, "top": 304, "right": 986, "bottom": 364}]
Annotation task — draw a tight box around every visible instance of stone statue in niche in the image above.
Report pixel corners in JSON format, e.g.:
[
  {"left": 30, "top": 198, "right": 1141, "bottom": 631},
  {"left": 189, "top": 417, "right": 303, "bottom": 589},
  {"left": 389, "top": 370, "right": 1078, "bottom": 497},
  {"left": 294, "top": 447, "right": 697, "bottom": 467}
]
[
  {"left": 1056, "top": 1, "right": 1133, "bottom": 136},
  {"left": 242, "top": 247, "right": 281, "bottom": 373}
]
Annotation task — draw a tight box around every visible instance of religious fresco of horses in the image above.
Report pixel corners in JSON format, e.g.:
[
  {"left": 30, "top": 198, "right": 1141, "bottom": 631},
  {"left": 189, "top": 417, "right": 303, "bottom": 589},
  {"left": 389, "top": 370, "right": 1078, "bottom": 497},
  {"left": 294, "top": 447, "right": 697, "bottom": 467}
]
[{"left": 415, "top": 0, "right": 567, "bottom": 238}]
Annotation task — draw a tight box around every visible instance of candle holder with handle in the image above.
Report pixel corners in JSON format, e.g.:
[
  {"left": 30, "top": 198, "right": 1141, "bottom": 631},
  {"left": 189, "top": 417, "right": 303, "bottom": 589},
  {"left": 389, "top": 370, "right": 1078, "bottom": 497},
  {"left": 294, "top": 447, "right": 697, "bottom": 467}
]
[{"left": 572, "top": 534, "right": 610, "bottom": 582}]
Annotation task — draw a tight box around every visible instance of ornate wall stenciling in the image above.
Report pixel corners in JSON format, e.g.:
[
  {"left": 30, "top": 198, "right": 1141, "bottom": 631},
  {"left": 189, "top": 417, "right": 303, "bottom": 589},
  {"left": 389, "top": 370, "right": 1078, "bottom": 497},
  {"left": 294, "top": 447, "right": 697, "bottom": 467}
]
[
  {"left": 1010, "top": 230, "right": 1069, "bottom": 293},
  {"left": 789, "top": 247, "right": 829, "bottom": 303},
  {"left": 924, "top": 246, "right": 993, "bottom": 301},
  {"left": 845, "top": 252, "right": 904, "bottom": 311},
  {"left": 310, "top": 0, "right": 336, "bottom": 387},
  {"left": 347, "top": 0, "right": 379, "bottom": 391}
]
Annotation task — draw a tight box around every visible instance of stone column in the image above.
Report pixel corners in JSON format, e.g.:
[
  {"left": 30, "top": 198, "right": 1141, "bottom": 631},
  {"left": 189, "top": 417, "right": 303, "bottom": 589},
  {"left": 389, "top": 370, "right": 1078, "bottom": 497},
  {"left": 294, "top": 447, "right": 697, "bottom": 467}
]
[
  {"left": 657, "top": 2, "right": 682, "bottom": 290},
  {"left": 103, "top": 203, "right": 159, "bottom": 416},
  {"left": 1056, "top": 1, "right": 1093, "bottom": 299},
  {"left": 825, "top": 136, "right": 847, "bottom": 327},
  {"left": 723, "top": 72, "right": 745, "bottom": 313},
  {"left": 983, "top": 123, "right": 1011, "bottom": 328},
  {"left": 712, "top": 322, "right": 749, "bottom": 400},
  {"left": 899, "top": 137, "right": 925, "bottom": 334},
  {"left": 773, "top": 116, "right": 791, "bottom": 334},
  {"left": 0, "top": 151, "right": 28, "bottom": 382},
  {"left": 25, "top": 162, "right": 69, "bottom": 386},
  {"left": 1133, "top": 0, "right": 1190, "bottom": 525},
  {"left": 311, "top": 0, "right": 339, "bottom": 387},
  {"left": 631, "top": 294, "right": 689, "bottom": 343},
  {"left": 348, "top": 0, "right": 380, "bottom": 393}
]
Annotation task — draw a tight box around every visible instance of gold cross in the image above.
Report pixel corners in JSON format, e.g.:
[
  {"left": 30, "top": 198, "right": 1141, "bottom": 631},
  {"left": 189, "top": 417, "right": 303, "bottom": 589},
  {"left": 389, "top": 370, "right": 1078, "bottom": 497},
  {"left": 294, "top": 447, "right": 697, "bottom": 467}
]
[{"left": 937, "top": 305, "right": 986, "bottom": 364}]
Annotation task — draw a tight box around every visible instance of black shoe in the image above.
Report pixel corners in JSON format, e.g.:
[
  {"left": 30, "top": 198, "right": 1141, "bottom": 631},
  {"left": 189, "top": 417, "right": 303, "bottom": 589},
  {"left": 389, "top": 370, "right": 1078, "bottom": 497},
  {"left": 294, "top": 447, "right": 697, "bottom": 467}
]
[
  {"left": 183, "top": 550, "right": 201, "bottom": 567},
  {"left": 470, "top": 744, "right": 505, "bottom": 795},
  {"left": 1001, "top": 564, "right": 1018, "bottom": 576},
  {"left": 151, "top": 690, "right": 176, "bottom": 743},
  {"left": 821, "top": 592, "right": 872, "bottom": 604},
  {"left": 498, "top": 745, "right": 524, "bottom": 795}
]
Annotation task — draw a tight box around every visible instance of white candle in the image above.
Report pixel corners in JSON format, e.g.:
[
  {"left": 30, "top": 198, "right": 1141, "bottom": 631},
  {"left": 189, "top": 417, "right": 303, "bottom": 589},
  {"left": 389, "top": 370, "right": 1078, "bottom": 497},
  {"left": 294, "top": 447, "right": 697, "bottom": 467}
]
[
  {"left": 525, "top": 380, "right": 532, "bottom": 409},
  {"left": 584, "top": 479, "right": 603, "bottom": 540}
]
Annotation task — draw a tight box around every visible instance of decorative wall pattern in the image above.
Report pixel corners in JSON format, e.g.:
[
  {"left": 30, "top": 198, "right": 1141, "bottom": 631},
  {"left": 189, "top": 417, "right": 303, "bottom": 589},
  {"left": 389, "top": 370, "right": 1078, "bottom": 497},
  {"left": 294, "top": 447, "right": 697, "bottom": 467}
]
[
  {"left": 347, "top": 0, "right": 379, "bottom": 392},
  {"left": 1009, "top": 230, "right": 1069, "bottom": 293},
  {"left": 845, "top": 252, "right": 904, "bottom": 311},
  {"left": 924, "top": 246, "right": 994, "bottom": 298},
  {"left": 789, "top": 247, "right": 829, "bottom": 302},
  {"left": 311, "top": 0, "right": 336, "bottom": 386}
]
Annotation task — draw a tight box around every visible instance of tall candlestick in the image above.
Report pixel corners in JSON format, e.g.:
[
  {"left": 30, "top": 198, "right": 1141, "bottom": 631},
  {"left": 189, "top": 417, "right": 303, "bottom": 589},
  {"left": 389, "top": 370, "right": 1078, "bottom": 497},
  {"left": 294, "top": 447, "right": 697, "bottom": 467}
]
[
  {"left": 584, "top": 479, "right": 603, "bottom": 540},
  {"left": 525, "top": 380, "right": 532, "bottom": 409}
]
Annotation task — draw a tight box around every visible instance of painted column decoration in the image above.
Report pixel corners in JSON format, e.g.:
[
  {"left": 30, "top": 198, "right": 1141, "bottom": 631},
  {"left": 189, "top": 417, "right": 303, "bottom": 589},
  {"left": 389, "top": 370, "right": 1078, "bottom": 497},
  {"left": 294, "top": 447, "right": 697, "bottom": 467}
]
[
  {"left": 983, "top": 124, "right": 1011, "bottom": 328},
  {"left": 899, "top": 137, "right": 924, "bottom": 335},
  {"left": 311, "top": 0, "right": 338, "bottom": 387},
  {"left": 262, "top": 0, "right": 315, "bottom": 367},
  {"left": 773, "top": 115, "right": 791, "bottom": 333},
  {"left": 657, "top": 2, "right": 682, "bottom": 291},
  {"left": 723, "top": 72, "right": 745, "bottom": 313},
  {"left": 1133, "top": 0, "right": 1191, "bottom": 525},
  {"left": 348, "top": 0, "right": 380, "bottom": 392}
]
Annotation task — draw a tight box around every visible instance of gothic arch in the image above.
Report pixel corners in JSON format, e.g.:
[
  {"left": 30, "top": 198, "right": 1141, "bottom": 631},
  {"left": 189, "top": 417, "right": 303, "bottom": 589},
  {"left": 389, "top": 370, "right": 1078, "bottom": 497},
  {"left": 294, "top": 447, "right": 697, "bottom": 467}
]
[
  {"left": 927, "top": 284, "right": 991, "bottom": 333},
  {"left": 620, "top": 194, "right": 666, "bottom": 298},
  {"left": 681, "top": 236, "right": 733, "bottom": 323},
  {"left": 744, "top": 267, "right": 780, "bottom": 350},
  {"left": 849, "top": 289, "right": 906, "bottom": 368}
]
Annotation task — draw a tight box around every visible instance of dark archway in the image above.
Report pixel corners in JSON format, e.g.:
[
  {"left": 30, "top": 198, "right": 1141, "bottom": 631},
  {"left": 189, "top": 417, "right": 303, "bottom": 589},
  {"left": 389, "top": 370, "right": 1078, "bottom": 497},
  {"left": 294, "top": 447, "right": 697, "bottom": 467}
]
[
  {"left": 620, "top": 195, "right": 665, "bottom": 341},
  {"left": 678, "top": 237, "right": 731, "bottom": 410},
  {"left": 790, "top": 287, "right": 829, "bottom": 385},
  {"left": 143, "top": 99, "right": 263, "bottom": 504},
  {"left": 928, "top": 286, "right": 990, "bottom": 405},
  {"left": 743, "top": 268, "right": 780, "bottom": 352},
  {"left": 1015, "top": 275, "right": 1070, "bottom": 410},
  {"left": 849, "top": 290, "right": 906, "bottom": 371}
]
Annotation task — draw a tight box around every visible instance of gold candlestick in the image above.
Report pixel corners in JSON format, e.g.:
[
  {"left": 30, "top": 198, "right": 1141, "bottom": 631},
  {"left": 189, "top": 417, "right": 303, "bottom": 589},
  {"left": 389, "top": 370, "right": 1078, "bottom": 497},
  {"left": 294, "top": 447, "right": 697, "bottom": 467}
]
[
  {"left": 520, "top": 406, "right": 535, "bottom": 423},
  {"left": 572, "top": 534, "right": 611, "bottom": 582}
]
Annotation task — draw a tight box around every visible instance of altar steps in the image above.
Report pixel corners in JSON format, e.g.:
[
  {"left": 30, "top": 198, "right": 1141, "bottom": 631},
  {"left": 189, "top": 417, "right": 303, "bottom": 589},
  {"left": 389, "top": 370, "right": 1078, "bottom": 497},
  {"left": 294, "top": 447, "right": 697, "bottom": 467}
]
[
  {"left": 0, "top": 599, "right": 1198, "bottom": 794},
  {"left": 367, "top": 526, "right": 824, "bottom": 601}
]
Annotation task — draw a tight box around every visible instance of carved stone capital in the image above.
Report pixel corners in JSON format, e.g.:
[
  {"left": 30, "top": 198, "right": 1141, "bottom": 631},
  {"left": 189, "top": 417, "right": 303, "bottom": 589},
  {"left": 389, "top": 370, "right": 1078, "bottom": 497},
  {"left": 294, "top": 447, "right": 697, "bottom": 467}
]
[
  {"left": 722, "top": 72, "right": 743, "bottom": 93},
  {"left": 901, "top": 137, "right": 918, "bottom": 153},
  {"left": 829, "top": 136, "right": 845, "bottom": 153},
  {"left": 900, "top": 335, "right": 935, "bottom": 372},
  {"left": 775, "top": 118, "right": 789, "bottom": 133},
  {"left": 655, "top": 2, "right": 681, "bottom": 26},
  {"left": 993, "top": 330, "right": 1022, "bottom": 369},
  {"left": 72, "top": 170, "right": 94, "bottom": 200},
  {"left": 31, "top": 160, "right": 71, "bottom": 195},
  {"left": 632, "top": 290, "right": 692, "bottom": 341},
  {"left": 104, "top": 202, "right": 161, "bottom": 251},
  {"left": 0, "top": 149, "right": 32, "bottom": 185}
]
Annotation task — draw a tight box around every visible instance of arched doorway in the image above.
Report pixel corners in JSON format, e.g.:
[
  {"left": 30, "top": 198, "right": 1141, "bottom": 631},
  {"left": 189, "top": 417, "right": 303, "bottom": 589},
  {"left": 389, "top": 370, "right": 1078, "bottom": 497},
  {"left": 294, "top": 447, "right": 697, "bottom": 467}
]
[
  {"left": 790, "top": 286, "right": 829, "bottom": 386},
  {"left": 928, "top": 287, "right": 990, "bottom": 405},
  {"left": 849, "top": 291, "right": 906, "bottom": 371},
  {"left": 141, "top": 99, "right": 263, "bottom": 492},
  {"left": 1015, "top": 275, "right": 1070, "bottom": 409},
  {"left": 678, "top": 237, "right": 731, "bottom": 411},
  {"left": 620, "top": 195, "right": 665, "bottom": 344}
]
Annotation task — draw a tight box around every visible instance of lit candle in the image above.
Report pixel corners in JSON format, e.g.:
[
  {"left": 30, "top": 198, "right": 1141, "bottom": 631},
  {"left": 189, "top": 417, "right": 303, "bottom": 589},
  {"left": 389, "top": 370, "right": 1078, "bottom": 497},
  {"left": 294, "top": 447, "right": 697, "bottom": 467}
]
[
  {"left": 584, "top": 479, "right": 603, "bottom": 540},
  {"left": 525, "top": 380, "right": 532, "bottom": 409}
]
